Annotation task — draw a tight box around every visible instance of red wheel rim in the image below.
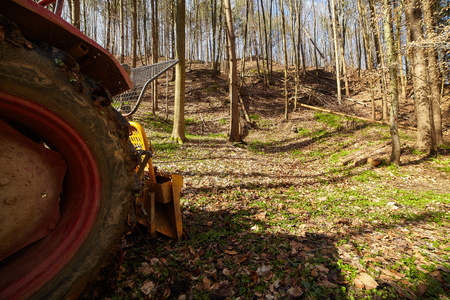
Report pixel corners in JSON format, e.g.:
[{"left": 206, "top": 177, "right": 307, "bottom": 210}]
[{"left": 0, "top": 91, "right": 102, "bottom": 299}]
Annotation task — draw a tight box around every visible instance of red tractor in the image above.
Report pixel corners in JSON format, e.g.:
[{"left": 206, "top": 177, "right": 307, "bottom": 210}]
[{"left": 0, "top": 1, "right": 180, "bottom": 298}]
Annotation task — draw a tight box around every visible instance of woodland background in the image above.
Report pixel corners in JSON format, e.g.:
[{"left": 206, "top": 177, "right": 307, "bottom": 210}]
[
  {"left": 47, "top": 0, "right": 450, "bottom": 298},
  {"left": 60, "top": 0, "right": 449, "bottom": 155}
]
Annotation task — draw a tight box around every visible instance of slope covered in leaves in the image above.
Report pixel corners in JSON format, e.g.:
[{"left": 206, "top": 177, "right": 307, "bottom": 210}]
[{"left": 87, "top": 63, "right": 449, "bottom": 300}]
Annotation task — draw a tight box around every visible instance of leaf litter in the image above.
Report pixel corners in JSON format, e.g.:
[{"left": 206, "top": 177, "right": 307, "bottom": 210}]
[{"left": 84, "top": 63, "right": 450, "bottom": 299}]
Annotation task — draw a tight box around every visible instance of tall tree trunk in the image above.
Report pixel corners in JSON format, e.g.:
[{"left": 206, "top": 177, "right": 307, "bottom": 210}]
[
  {"left": 423, "top": 0, "right": 443, "bottom": 146},
  {"left": 268, "top": 0, "right": 273, "bottom": 76},
  {"left": 171, "top": 0, "right": 175, "bottom": 61},
  {"left": 215, "top": 1, "right": 224, "bottom": 75},
  {"left": 256, "top": 1, "right": 266, "bottom": 86},
  {"left": 407, "top": 0, "right": 433, "bottom": 152},
  {"left": 71, "top": 0, "right": 81, "bottom": 29},
  {"left": 259, "top": 0, "right": 270, "bottom": 87},
  {"left": 330, "top": 0, "right": 341, "bottom": 104},
  {"left": 84, "top": 0, "right": 89, "bottom": 36},
  {"left": 298, "top": 18, "right": 306, "bottom": 76},
  {"left": 211, "top": 0, "right": 218, "bottom": 76},
  {"left": 373, "top": 11, "right": 388, "bottom": 120},
  {"left": 151, "top": 0, "right": 159, "bottom": 114},
  {"left": 132, "top": 0, "right": 137, "bottom": 68},
  {"left": 384, "top": 0, "right": 401, "bottom": 164},
  {"left": 111, "top": 0, "right": 118, "bottom": 55},
  {"left": 252, "top": 18, "right": 261, "bottom": 75},
  {"left": 368, "top": 0, "right": 381, "bottom": 66},
  {"left": 396, "top": 0, "right": 407, "bottom": 100},
  {"left": 355, "top": 22, "right": 362, "bottom": 77},
  {"left": 172, "top": 0, "right": 186, "bottom": 143},
  {"left": 279, "top": 0, "right": 289, "bottom": 120},
  {"left": 313, "top": 1, "right": 319, "bottom": 70},
  {"left": 143, "top": 0, "right": 148, "bottom": 63},
  {"left": 120, "top": 0, "right": 125, "bottom": 63},
  {"left": 336, "top": 2, "right": 349, "bottom": 96},
  {"left": 240, "top": 0, "right": 250, "bottom": 91},
  {"left": 224, "top": 0, "right": 241, "bottom": 142},
  {"left": 288, "top": 0, "right": 299, "bottom": 111},
  {"left": 106, "top": 0, "right": 111, "bottom": 51}
]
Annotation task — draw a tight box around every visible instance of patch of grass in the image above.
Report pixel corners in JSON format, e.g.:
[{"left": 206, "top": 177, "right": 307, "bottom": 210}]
[
  {"left": 185, "top": 117, "right": 199, "bottom": 125},
  {"left": 141, "top": 114, "right": 173, "bottom": 133},
  {"left": 290, "top": 149, "right": 306, "bottom": 159},
  {"left": 399, "top": 131, "right": 413, "bottom": 141},
  {"left": 412, "top": 149, "right": 426, "bottom": 155},
  {"left": 381, "top": 131, "right": 392, "bottom": 140},
  {"left": 249, "top": 114, "right": 261, "bottom": 121},
  {"left": 386, "top": 163, "right": 404, "bottom": 176},
  {"left": 206, "top": 83, "right": 219, "bottom": 92},
  {"left": 218, "top": 118, "right": 227, "bottom": 125},
  {"left": 337, "top": 259, "right": 358, "bottom": 281},
  {"left": 185, "top": 134, "right": 199, "bottom": 140},
  {"left": 354, "top": 170, "right": 381, "bottom": 183},
  {"left": 152, "top": 142, "right": 179, "bottom": 153},
  {"left": 248, "top": 140, "right": 268, "bottom": 153},
  {"left": 208, "top": 133, "right": 226, "bottom": 138},
  {"left": 431, "top": 156, "right": 450, "bottom": 173},
  {"left": 308, "top": 149, "right": 326, "bottom": 158},
  {"left": 314, "top": 112, "right": 343, "bottom": 129},
  {"left": 296, "top": 127, "right": 311, "bottom": 137},
  {"left": 330, "top": 149, "right": 352, "bottom": 163},
  {"left": 438, "top": 165, "right": 450, "bottom": 173},
  {"left": 312, "top": 128, "right": 330, "bottom": 140}
]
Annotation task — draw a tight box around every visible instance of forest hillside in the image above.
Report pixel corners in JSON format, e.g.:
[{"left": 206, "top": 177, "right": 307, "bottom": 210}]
[{"left": 85, "top": 62, "right": 450, "bottom": 299}]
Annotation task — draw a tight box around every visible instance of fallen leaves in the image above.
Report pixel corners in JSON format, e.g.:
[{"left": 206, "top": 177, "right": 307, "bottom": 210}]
[
  {"left": 318, "top": 280, "right": 338, "bottom": 288},
  {"left": 354, "top": 273, "right": 378, "bottom": 290},
  {"left": 286, "top": 286, "right": 303, "bottom": 298},
  {"left": 256, "top": 265, "right": 273, "bottom": 277},
  {"left": 138, "top": 262, "right": 153, "bottom": 275},
  {"left": 140, "top": 281, "right": 155, "bottom": 295},
  {"left": 416, "top": 283, "right": 428, "bottom": 296},
  {"left": 87, "top": 69, "right": 450, "bottom": 299},
  {"left": 380, "top": 268, "right": 406, "bottom": 280}
]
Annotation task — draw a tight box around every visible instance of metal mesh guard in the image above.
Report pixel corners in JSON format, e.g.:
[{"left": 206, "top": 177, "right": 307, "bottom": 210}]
[{"left": 112, "top": 59, "right": 178, "bottom": 117}]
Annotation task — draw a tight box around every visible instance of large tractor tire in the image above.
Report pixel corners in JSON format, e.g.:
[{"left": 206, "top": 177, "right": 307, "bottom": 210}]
[{"left": 0, "top": 19, "right": 138, "bottom": 299}]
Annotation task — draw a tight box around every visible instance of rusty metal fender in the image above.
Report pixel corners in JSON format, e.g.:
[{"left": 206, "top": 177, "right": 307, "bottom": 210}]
[{"left": 0, "top": 0, "right": 132, "bottom": 97}]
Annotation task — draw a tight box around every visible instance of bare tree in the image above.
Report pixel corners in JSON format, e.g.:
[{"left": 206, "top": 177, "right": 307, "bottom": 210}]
[
  {"left": 223, "top": 0, "right": 241, "bottom": 142},
  {"left": 356, "top": 0, "right": 375, "bottom": 120},
  {"left": 407, "top": 0, "right": 433, "bottom": 152},
  {"left": 132, "top": 0, "right": 137, "bottom": 68},
  {"left": 120, "top": 0, "right": 125, "bottom": 63},
  {"left": 71, "top": 0, "right": 81, "bottom": 29},
  {"left": 172, "top": 0, "right": 187, "bottom": 144},
  {"left": 383, "top": 0, "right": 401, "bottom": 164},
  {"left": 279, "top": 0, "right": 289, "bottom": 120},
  {"left": 423, "top": 0, "right": 443, "bottom": 146},
  {"left": 330, "top": 0, "right": 341, "bottom": 104},
  {"left": 151, "top": 0, "right": 159, "bottom": 114}
]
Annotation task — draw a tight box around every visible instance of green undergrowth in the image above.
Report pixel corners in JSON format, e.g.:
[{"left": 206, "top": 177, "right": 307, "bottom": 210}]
[{"left": 100, "top": 107, "right": 449, "bottom": 300}]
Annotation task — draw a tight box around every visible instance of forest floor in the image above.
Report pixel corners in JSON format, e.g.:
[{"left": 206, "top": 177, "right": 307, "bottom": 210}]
[{"left": 88, "top": 62, "right": 449, "bottom": 299}]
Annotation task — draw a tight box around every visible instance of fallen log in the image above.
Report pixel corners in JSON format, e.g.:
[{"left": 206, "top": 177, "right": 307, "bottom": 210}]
[
  {"left": 351, "top": 149, "right": 390, "bottom": 167},
  {"left": 341, "top": 141, "right": 391, "bottom": 166},
  {"left": 368, "top": 157, "right": 384, "bottom": 167},
  {"left": 344, "top": 97, "right": 370, "bottom": 107}
]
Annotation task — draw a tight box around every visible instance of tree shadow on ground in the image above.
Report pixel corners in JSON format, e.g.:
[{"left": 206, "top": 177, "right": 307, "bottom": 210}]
[{"left": 85, "top": 206, "right": 449, "bottom": 299}]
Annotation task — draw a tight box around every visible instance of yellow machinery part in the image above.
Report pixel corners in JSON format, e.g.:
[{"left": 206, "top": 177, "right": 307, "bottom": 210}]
[
  {"left": 129, "top": 121, "right": 156, "bottom": 183},
  {"left": 129, "top": 121, "right": 183, "bottom": 239}
]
